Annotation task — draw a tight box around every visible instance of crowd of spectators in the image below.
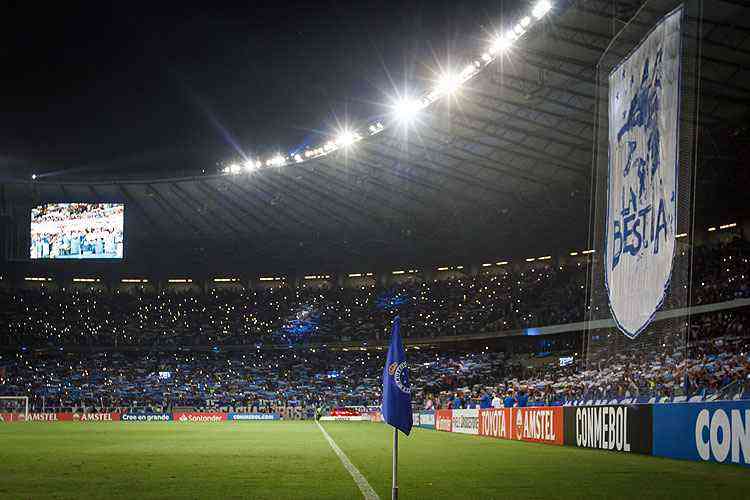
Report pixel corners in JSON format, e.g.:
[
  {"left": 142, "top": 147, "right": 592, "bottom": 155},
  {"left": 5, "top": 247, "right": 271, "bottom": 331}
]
[
  {"left": 0, "top": 238, "right": 748, "bottom": 412},
  {"left": 2, "top": 239, "right": 748, "bottom": 348},
  {"left": 1, "top": 309, "right": 748, "bottom": 413}
]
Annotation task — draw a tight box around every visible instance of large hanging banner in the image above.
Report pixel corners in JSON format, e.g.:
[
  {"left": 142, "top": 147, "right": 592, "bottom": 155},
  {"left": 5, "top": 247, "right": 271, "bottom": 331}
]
[{"left": 606, "top": 6, "right": 683, "bottom": 338}]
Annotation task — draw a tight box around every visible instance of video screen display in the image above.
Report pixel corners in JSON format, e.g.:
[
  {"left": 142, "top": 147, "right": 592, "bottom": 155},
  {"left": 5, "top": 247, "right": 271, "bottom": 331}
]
[{"left": 30, "top": 203, "right": 124, "bottom": 259}]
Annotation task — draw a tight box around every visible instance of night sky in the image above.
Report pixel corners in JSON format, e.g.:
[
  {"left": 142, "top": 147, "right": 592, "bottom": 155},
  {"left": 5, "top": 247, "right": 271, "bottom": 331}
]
[{"left": 1, "top": 1, "right": 517, "bottom": 180}]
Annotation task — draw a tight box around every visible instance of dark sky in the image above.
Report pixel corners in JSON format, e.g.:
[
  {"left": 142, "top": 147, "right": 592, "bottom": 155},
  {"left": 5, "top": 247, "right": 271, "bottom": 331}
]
[{"left": 1, "top": 0, "right": 517, "bottom": 180}]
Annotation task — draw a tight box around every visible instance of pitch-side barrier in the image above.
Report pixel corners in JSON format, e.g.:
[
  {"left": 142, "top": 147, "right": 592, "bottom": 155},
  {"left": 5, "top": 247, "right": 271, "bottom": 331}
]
[{"left": 412, "top": 401, "right": 750, "bottom": 467}]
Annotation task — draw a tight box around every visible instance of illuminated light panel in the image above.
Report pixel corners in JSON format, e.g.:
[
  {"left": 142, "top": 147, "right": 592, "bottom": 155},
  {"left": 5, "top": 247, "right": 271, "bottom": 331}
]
[
  {"left": 675, "top": 233, "right": 688, "bottom": 239},
  {"left": 168, "top": 279, "right": 193, "bottom": 283},
  {"left": 720, "top": 222, "right": 737, "bottom": 229},
  {"left": 437, "top": 267, "right": 450, "bottom": 271},
  {"left": 436, "top": 72, "right": 462, "bottom": 95},
  {"left": 569, "top": 252, "right": 579, "bottom": 256},
  {"left": 525, "top": 258, "right": 536, "bottom": 262},
  {"left": 708, "top": 227, "right": 716, "bottom": 232},
  {"left": 73, "top": 278, "right": 100, "bottom": 283},
  {"left": 496, "top": 261, "right": 509, "bottom": 266},
  {"left": 347, "top": 273, "right": 362, "bottom": 278},
  {"left": 393, "top": 97, "right": 422, "bottom": 124},
  {"left": 229, "top": 163, "right": 241, "bottom": 174},
  {"left": 490, "top": 35, "right": 512, "bottom": 54},
  {"left": 24, "top": 277, "right": 51, "bottom": 282},
  {"left": 532, "top": 0, "right": 553, "bottom": 19},
  {"left": 391, "top": 270, "right": 405, "bottom": 275},
  {"left": 213, "top": 278, "right": 239, "bottom": 283},
  {"left": 336, "top": 129, "right": 360, "bottom": 147},
  {"left": 365, "top": 272, "right": 374, "bottom": 277},
  {"left": 537, "top": 255, "right": 552, "bottom": 260},
  {"left": 121, "top": 278, "right": 148, "bottom": 283},
  {"left": 581, "top": 250, "right": 595, "bottom": 254},
  {"left": 481, "top": 263, "right": 492, "bottom": 267}
]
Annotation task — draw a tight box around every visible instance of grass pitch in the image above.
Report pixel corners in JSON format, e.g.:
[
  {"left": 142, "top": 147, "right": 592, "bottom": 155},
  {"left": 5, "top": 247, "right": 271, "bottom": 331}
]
[{"left": 0, "top": 421, "right": 747, "bottom": 499}]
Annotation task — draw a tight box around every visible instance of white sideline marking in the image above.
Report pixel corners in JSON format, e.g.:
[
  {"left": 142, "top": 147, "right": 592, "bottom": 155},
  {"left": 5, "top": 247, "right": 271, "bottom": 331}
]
[{"left": 316, "top": 420, "right": 380, "bottom": 500}]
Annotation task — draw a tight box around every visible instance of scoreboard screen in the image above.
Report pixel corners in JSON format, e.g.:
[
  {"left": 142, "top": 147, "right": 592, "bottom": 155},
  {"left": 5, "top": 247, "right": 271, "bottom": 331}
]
[{"left": 30, "top": 203, "right": 124, "bottom": 259}]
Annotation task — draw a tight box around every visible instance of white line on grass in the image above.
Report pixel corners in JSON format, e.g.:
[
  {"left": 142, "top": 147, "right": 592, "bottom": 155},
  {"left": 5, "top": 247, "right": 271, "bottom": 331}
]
[{"left": 316, "top": 420, "right": 380, "bottom": 500}]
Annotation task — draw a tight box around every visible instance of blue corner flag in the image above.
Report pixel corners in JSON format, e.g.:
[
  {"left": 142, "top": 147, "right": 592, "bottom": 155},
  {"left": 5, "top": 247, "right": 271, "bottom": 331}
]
[{"left": 382, "top": 316, "right": 412, "bottom": 436}]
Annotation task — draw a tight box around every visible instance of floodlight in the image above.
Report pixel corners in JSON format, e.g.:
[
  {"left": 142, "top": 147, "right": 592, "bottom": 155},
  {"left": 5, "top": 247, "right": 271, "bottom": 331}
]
[
  {"left": 31, "top": 174, "right": 37, "bottom": 180},
  {"left": 490, "top": 35, "right": 512, "bottom": 54},
  {"left": 436, "top": 72, "right": 462, "bottom": 95},
  {"left": 393, "top": 97, "right": 421, "bottom": 123},
  {"left": 520, "top": 16, "right": 531, "bottom": 28},
  {"left": 229, "top": 163, "right": 241, "bottom": 174},
  {"left": 244, "top": 160, "right": 260, "bottom": 172},
  {"left": 532, "top": 0, "right": 552, "bottom": 19},
  {"left": 336, "top": 129, "right": 357, "bottom": 147}
]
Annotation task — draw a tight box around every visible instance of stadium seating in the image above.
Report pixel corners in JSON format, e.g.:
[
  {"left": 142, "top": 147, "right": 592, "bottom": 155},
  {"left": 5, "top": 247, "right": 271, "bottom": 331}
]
[{"left": 1, "top": 239, "right": 748, "bottom": 413}]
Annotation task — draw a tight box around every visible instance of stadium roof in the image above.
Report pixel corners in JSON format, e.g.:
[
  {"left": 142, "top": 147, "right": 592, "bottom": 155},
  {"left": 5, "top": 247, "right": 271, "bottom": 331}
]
[{"left": 2, "top": 0, "right": 749, "bottom": 272}]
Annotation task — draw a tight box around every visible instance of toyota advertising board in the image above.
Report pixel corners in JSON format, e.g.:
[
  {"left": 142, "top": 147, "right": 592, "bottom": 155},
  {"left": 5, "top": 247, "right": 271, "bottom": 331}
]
[{"left": 479, "top": 408, "right": 513, "bottom": 439}]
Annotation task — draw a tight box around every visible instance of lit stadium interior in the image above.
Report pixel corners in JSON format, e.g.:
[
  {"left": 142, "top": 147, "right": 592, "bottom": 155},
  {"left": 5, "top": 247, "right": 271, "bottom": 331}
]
[{"left": 1, "top": 0, "right": 750, "bottom": 498}]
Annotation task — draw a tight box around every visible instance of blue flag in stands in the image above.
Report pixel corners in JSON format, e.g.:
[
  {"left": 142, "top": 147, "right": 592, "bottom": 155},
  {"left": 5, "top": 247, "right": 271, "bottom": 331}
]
[{"left": 381, "top": 316, "right": 412, "bottom": 435}]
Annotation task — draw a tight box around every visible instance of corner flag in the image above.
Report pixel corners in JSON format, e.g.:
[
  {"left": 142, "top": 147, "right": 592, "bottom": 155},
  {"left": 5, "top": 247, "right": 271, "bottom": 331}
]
[{"left": 382, "top": 316, "right": 412, "bottom": 435}]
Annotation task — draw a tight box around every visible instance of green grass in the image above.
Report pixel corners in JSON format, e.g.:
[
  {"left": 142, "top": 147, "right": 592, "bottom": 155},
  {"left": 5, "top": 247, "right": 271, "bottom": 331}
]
[{"left": 0, "top": 421, "right": 747, "bottom": 499}]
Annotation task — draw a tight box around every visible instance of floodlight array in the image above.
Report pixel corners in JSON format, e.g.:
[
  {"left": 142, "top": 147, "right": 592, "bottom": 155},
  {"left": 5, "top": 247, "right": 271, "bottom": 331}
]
[{"left": 220, "top": 0, "right": 553, "bottom": 176}]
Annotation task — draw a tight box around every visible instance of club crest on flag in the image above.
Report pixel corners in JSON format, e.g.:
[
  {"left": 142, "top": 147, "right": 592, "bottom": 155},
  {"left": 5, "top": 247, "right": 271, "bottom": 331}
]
[
  {"left": 390, "top": 361, "right": 410, "bottom": 394},
  {"left": 606, "top": 6, "right": 682, "bottom": 339}
]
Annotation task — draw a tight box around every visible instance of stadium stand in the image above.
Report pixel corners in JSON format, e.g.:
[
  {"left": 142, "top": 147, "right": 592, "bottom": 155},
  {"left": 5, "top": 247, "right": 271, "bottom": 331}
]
[{"left": 2, "top": 238, "right": 748, "bottom": 413}]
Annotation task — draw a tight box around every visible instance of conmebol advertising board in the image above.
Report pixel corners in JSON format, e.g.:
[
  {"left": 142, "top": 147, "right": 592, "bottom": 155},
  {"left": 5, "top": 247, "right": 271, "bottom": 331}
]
[
  {"left": 228, "top": 413, "right": 280, "bottom": 421},
  {"left": 564, "top": 405, "right": 652, "bottom": 454},
  {"left": 653, "top": 401, "right": 750, "bottom": 466}
]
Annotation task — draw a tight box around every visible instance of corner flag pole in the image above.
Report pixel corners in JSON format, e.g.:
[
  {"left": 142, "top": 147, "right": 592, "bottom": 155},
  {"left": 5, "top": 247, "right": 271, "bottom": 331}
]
[
  {"left": 392, "top": 427, "right": 398, "bottom": 500},
  {"left": 382, "top": 315, "right": 411, "bottom": 500}
]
